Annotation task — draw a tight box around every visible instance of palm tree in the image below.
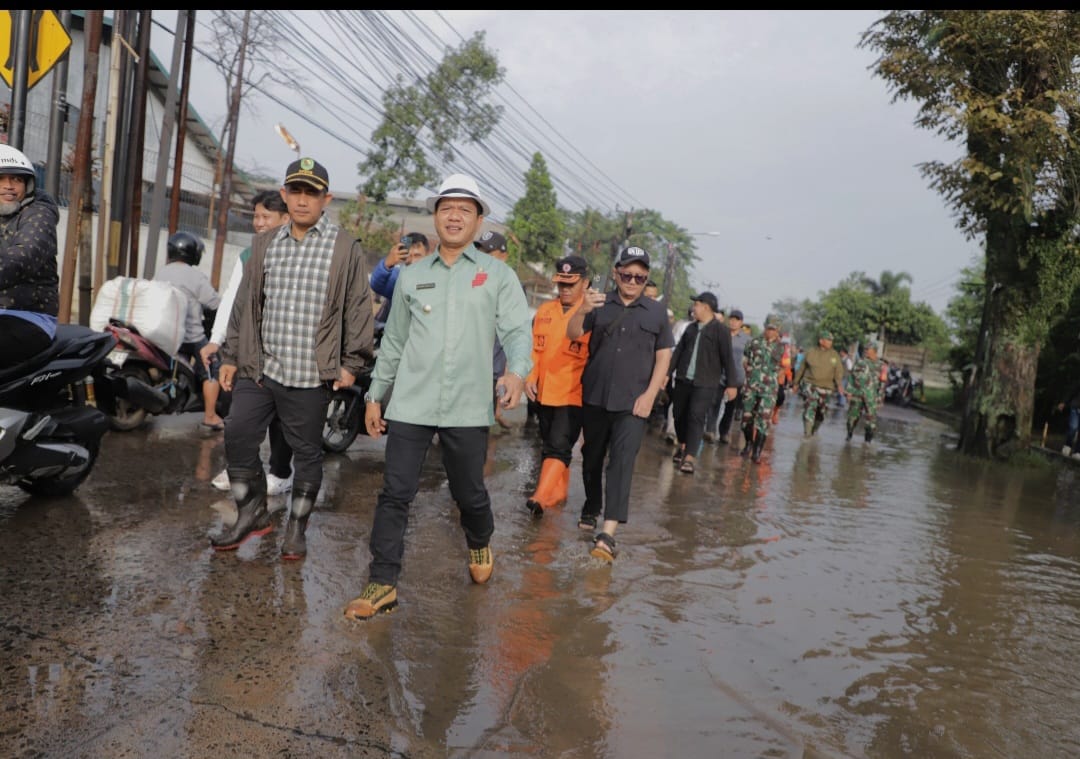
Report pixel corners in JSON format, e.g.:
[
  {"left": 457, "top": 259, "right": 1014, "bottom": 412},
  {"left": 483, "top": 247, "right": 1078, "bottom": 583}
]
[{"left": 860, "top": 270, "right": 913, "bottom": 344}]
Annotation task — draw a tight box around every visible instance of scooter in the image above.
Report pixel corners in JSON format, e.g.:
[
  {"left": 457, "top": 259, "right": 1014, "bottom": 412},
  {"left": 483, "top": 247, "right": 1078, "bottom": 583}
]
[
  {"left": 95, "top": 317, "right": 229, "bottom": 431},
  {"left": 0, "top": 324, "right": 118, "bottom": 496}
]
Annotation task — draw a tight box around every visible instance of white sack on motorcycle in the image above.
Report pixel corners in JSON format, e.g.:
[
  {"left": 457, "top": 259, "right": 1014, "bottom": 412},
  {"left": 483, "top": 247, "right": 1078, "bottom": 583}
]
[{"left": 90, "top": 277, "right": 187, "bottom": 357}]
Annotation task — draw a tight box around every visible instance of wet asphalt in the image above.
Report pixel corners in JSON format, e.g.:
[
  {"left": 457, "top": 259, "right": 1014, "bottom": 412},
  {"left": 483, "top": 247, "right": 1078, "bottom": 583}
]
[{"left": 4, "top": 400, "right": 1080, "bottom": 758}]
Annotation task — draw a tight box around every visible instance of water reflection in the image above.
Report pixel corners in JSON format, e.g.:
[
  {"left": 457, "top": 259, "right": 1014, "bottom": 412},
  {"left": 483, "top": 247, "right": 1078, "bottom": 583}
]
[{"left": 5, "top": 411, "right": 1080, "bottom": 756}]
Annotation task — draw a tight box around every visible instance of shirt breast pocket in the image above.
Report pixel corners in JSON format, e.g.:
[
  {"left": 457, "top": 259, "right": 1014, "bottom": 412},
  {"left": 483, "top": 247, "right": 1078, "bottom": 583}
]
[{"left": 632, "top": 321, "right": 660, "bottom": 352}]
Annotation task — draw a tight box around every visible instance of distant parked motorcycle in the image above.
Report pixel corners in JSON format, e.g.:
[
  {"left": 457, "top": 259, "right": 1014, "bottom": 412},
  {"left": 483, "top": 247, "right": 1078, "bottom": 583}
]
[
  {"left": 884, "top": 364, "right": 921, "bottom": 407},
  {"left": 0, "top": 324, "right": 118, "bottom": 496},
  {"left": 95, "top": 318, "right": 229, "bottom": 431}
]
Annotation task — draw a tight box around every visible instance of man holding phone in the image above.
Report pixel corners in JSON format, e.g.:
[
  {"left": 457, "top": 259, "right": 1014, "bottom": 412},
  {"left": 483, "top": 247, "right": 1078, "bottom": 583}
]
[
  {"left": 371, "top": 232, "right": 430, "bottom": 333},
  {"left": 566, "top": 246, "right": 674, "bottom": 562}
]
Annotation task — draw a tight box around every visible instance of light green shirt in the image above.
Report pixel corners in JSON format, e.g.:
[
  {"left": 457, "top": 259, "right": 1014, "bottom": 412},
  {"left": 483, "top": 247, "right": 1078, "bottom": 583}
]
[{"left": 369, "top": 245, "right": 533, "bottom": 427}]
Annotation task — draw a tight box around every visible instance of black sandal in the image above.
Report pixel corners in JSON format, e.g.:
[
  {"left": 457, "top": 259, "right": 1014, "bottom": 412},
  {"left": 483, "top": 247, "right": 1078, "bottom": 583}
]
[
  {"left": 578, "top": 513, "right": 598, "bottom": 531},
  {"left": 590, "top": 532, "right": 617, "bottom": 562},
  {"left": 672, "top": 448, "right": 685, "bottom": 462},
  {"left": 679, "top": 457, "right": 695, "bottom": 474}
]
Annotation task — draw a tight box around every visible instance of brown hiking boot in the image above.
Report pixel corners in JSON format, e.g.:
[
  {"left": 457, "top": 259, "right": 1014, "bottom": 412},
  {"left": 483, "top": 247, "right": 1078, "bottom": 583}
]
[
  {"left": 343, "top": 582, "right": 397, "bottom": 619},
  {"left": 468, "top": 546, "right": 494, "bottom": 584}
]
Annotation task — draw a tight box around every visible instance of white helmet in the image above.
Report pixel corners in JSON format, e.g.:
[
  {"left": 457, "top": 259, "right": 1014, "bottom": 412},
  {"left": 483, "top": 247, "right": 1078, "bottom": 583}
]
[{"left": 0, "top": 145, "right": 36, "bottom": 196}]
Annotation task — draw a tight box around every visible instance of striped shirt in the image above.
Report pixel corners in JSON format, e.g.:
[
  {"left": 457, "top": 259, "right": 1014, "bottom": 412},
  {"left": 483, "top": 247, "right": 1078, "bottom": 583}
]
[{"left": 260, "top": 215, "right": 336, "bottom": 388}]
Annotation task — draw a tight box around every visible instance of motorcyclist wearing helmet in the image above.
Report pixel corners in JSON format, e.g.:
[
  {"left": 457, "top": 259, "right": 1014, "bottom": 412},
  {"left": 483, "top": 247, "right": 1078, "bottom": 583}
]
[
  {"left": 0, "top": 145, "right": 61, "bottom": 368},
  {"left": 155, "top": 231, "right": 224, "bottom": 430}
]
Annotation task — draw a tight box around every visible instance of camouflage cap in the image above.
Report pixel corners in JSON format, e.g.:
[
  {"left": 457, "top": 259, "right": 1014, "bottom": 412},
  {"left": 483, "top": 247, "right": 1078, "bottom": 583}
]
[
  {"left": 819, "top": 329, "right": 833, "bottom": 341},
  {"left": 764, "top": 314, "right": 782, "bottom": 330}
]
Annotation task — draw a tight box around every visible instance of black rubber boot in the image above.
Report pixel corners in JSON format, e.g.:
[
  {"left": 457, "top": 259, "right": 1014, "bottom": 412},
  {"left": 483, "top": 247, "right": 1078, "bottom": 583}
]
[
  {"left": 211, "top": 468, "right": 271, "bottom": 550},
  {"left": 281, "top": 483, "right": 319, "bottom": 560},
  {"left": 864, "top": 427, "right": 874, "bottom": 443},
  {"left": 752, "top": 433, "right": 767, "bottom": 463},
  {"left": 811, "top": 413, "right": 824, "bottom": 436},
  {"left": 740, "top": 423, "right": 754, "bottom": 457},
  {"left": 846, "top": 419, "right": 856, "bottom": 441}
]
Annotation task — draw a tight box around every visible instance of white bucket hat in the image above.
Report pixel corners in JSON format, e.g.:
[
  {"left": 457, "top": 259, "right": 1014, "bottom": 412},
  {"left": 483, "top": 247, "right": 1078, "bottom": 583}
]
[{"left": 426, "top": 173, "right": 491, "bottom": 216}]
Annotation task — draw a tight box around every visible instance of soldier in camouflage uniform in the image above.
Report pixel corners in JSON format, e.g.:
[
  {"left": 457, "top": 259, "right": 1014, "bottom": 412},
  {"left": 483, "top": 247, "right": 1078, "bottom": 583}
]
[
  {"left": 740, "top": 313, "right": 785, "bottom": 463},
  {"left": 793, "top": 329, "right": 845, "bottom": 437},
  {"left": 845, "top": 343, "right": 885, "bottom": 443}
]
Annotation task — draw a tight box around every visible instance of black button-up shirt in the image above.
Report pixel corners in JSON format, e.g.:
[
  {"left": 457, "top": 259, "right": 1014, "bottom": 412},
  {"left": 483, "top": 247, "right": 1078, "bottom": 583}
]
[{"left": 581, "top": 292, "right": 674, "bottom": 412}]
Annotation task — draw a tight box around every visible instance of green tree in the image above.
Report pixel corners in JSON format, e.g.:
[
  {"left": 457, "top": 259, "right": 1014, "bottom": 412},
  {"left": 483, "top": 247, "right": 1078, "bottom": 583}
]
[
  {"left": 563, "top": 207, "right": 623, "bottom": 281},
  {"left": 507, "top": 152, "right": 565, "bottom": 268},
  {"left": 862, "top": 10, "right": 1080, "bottom": 458},
  {"left": 943, "top": 257, "right": 985, "bottom": 403},
  {"left": 339, "top": 33, "right": 504, "bottom": 252},
  {"left": 770, "top": 296, "right": 816, "bottom": 347},
  {"left": 860, "top": 269, "right": 913, "bottom": 344}
]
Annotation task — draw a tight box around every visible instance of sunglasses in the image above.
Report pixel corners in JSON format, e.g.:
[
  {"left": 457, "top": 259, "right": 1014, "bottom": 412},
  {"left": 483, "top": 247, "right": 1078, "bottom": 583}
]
[{"left": 616, "top": 271, "right": 648, "bottom": 285}]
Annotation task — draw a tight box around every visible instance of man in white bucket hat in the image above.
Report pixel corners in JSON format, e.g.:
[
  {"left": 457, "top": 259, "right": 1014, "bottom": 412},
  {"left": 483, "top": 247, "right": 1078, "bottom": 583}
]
[{"left": 346, "top": 172, "right": 533, "bottom": 619}]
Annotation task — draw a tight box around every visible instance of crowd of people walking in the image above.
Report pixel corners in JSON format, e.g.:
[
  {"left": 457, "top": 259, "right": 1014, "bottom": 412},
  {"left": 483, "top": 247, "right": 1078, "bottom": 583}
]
[{"left": 0, "top": 141, "right": 896, "bottom": 623}]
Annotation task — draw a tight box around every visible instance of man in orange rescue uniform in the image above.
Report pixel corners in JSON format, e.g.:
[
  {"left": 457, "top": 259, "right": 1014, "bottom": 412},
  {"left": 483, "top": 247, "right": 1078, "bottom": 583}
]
[{"left": 523, "top": 255, "right": 591, "bottom": 517}]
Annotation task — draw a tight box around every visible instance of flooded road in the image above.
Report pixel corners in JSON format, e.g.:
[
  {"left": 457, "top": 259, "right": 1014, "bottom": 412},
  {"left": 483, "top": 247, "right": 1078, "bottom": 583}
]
[{"left": 3, "top": 402, "right": 1080, "bottom": 758}]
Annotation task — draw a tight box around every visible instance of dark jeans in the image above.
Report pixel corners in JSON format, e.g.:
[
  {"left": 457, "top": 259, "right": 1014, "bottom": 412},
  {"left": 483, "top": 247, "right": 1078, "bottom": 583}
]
[
  {"left": 704, "top": 385, "right": 725, "bottom": 437},
  {"left": 537, "top": 403, "right": 584, "bottom": 465},
  {"left": 0, "top": 315, "right": 52, "bottom": 368},
  {"left": 224, "top": 377, "right": 328, "bottom": 491},
  {"left": 671, "top": 378, "right": 713, "bottom": 456},
  {"left": 717, "top": 387, "right": 745, "bottom": 439},
  {"left": 368, "top": 422, "right": 492, "bottom": 586},
  {"left": 1067, "top": 407, "right": 1080, "bottom": 449},
  {"left": 580, "top": 404, "right": 647, "bottom": 525}
]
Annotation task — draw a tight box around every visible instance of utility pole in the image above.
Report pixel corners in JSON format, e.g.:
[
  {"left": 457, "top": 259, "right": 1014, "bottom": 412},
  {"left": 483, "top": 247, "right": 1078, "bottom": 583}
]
[
  {"left": 144, "top": 8, "right": 189, "bottom": 278},
  {"left": 45, "top": 10, "right": 72, "bottom": 198},
  {"left": 58, "top": 10, "right": 102, "bottom": 325},
  {"left": 211, "top": 9, "right": 251, "bottom": 290}
]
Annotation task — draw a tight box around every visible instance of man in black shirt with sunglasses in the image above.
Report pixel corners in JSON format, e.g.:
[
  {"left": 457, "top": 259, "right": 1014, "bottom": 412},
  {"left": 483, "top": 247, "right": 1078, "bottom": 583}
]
[{"left": 566, "top": 245, "right": 674, "bottom": 563}]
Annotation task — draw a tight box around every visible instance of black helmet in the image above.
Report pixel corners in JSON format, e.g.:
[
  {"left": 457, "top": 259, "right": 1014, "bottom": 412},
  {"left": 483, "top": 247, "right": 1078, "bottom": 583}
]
[{"left": 167, "top": 231, "right": 204, "bottom": 266}]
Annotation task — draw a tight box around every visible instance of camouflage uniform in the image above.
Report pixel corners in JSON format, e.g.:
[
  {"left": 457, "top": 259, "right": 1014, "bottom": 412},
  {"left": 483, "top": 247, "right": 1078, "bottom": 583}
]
[
  {"left": 741, "top": 332, "right": 785, "bottom": 440},
  {"left": 793, "top": 332, "right": 844, "bottom": 436},
  {"left": 845, "top": 353, "right": 884, "bottom": 441}
]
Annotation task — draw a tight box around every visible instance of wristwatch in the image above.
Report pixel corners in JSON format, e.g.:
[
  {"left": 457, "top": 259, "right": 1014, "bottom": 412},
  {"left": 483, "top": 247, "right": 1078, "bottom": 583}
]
[{"left": 364, "top": 391, "right": 378, "bottom": 404}]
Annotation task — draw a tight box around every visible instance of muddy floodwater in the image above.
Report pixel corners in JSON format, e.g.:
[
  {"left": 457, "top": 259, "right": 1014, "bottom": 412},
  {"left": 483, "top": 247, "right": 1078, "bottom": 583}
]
[{"left": 3, "top": 403, "right": 1080, "bottom": 758}]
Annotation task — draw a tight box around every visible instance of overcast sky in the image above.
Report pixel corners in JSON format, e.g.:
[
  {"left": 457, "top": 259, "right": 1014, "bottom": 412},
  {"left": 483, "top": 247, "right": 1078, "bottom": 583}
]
[{"left": 151, "top": 10, "right": 980, "bottom": 327}]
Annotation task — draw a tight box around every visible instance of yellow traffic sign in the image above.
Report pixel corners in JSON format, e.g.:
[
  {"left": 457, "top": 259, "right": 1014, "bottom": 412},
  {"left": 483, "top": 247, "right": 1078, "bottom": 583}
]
[{"left": 0, "top": 10, "right": 72, "bottom": 90}]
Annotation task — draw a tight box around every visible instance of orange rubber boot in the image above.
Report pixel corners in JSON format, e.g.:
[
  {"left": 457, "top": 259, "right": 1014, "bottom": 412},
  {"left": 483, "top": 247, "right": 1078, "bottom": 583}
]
[{"left": 526, "top": 459, "right": 569, "bottom": 517}]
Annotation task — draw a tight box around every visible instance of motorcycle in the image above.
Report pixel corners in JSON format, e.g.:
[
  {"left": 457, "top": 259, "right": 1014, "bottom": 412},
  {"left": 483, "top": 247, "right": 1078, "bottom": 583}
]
[
  {"left": 883, "top": 364, "right": 922, "bottom": 407},
  {"left": 0, "top": 324, "right": 118, "bottom": 496},
  {"left": 95, "top": 317, "right": 229, "bottom": 431}
]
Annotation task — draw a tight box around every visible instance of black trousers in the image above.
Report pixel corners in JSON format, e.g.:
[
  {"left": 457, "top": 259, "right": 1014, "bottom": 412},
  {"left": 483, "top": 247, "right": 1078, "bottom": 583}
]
[
  {"left": 0, "top": 315, "right": 52, "bottom": 368},
  {"left": 671, "top": 378, "right": 714, "bottom": 456},
  {"left": 537, "top": 403, "right": 583, "bottom": 465},
  {"left": 224, "top": 377, "right": 328, "bottom": 491},
  {"left": 368, "top": 422, "right": 492, "bottom": 586},
  {"left": 717, "top": 386, "right": 745, "bottom": 438},
  {"left": 580, "top": 403, "right": 647, "bottom": 525},
  {"left": 267, "top": 418, "right": 293, "bottom": 478}
]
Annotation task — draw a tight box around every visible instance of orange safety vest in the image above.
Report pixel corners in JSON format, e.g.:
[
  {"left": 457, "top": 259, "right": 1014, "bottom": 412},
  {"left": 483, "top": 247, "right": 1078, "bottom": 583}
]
[
  {"left": 778, "top": 343, "right": 793, "bottom": 385},
  {"left": 527, "top": 297, "right": 590, "bottom": 407}
]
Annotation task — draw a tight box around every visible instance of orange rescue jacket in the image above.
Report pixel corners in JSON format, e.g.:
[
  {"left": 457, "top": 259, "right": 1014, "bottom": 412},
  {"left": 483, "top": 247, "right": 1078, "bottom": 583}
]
[{"left": 527, "top": 297, "right": 590, "bottom": 406}]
